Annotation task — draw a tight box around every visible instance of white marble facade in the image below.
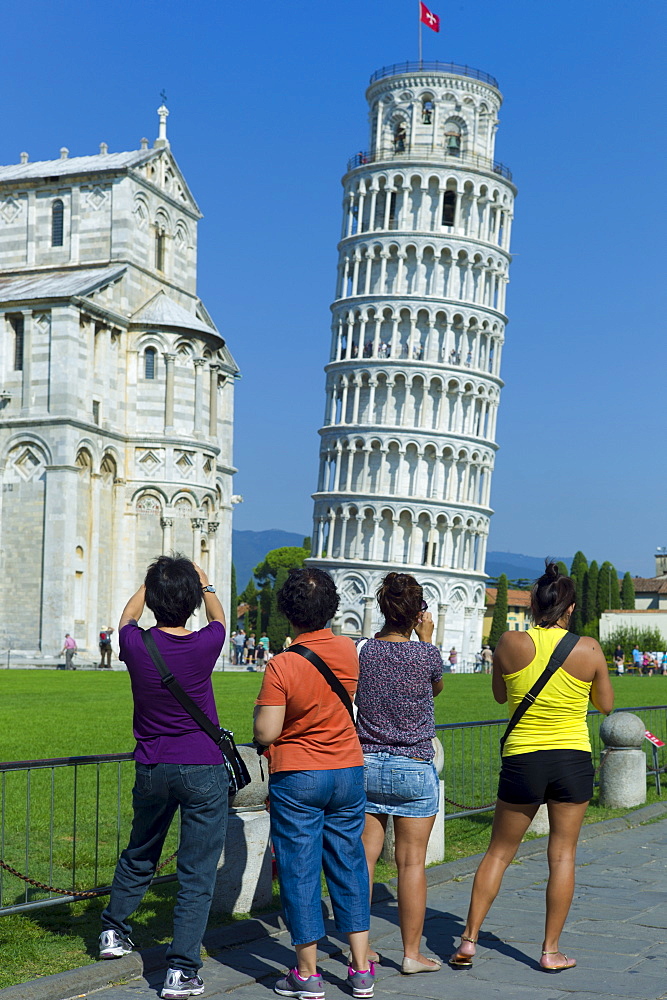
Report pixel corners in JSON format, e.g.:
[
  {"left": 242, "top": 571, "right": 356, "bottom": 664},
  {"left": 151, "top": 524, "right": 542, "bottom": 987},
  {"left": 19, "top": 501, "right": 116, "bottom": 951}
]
[
  {"left": 307, "top": 64, "right": 516, "bottom": 665},
  {"left": 0, "top": 108, "right": 238, "bottom": 654}
]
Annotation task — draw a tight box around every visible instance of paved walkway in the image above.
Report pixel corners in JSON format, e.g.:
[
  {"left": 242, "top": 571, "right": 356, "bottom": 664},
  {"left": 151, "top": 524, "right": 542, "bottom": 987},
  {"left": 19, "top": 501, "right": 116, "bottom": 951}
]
[{"left": 25, "top": 811, "right": 667, "bottom": 1000}]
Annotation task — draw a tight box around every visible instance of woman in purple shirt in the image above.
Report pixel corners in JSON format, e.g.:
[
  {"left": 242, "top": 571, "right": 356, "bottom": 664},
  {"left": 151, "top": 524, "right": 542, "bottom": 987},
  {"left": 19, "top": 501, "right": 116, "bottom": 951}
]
[
  {"left": 356, "top": 572, "right": 444, "bottom": 975},
  {"left": 100, "top": 555, "right": 227, "bottom": 1000}
]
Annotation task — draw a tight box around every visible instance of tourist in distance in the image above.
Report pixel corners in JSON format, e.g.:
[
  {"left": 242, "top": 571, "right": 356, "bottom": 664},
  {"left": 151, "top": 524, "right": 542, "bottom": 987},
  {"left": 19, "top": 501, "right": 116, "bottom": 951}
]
[
  {"left": 356, "top": 572, "right": 444, "bottom": 974},
  {"left": 450, "top": 561, "right": 614, "bottom": 973},
  {"left": 448, "top": 646, "right": 458, "bottom": 672},
  {"left": 59, "top": 633, "right": 77, "bottom": 670},
  {"left": 253, "top": 568, "right": 373, "bottom": 1000},
  {"left": 99, "top": 625, "right": 114, "bottom": 669},
  {"left": 99, "top": 555, "right": 228, "bottom": 1000}
]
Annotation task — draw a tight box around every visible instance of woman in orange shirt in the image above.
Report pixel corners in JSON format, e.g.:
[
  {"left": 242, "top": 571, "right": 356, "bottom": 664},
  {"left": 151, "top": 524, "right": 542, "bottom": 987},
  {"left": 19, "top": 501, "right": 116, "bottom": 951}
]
[{"left": 254, "top": 568, "right": 373, "bottom": 1000}]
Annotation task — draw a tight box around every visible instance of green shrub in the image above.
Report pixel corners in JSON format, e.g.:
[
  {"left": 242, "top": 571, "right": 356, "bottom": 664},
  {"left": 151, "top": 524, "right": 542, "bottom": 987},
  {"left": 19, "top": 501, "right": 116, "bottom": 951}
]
[{"left": 600, "top": 626, "right": 666, "bottom": 658}]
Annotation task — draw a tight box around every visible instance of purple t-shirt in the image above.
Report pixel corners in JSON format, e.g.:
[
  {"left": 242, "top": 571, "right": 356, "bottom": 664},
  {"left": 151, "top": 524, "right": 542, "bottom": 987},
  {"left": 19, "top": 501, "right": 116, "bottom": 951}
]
[
  {"left": 356, "top": 639, "right": 443, "bottom": 761},
  {"left": 119, "top": 621, "right": 226, "bottom": 765}
]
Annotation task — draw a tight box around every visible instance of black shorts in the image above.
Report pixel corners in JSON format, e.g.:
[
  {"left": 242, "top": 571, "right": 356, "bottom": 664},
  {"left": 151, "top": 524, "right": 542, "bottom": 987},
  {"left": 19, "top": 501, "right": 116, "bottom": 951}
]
[{"left": 498, "top": 749, "right": 594, "bottom": 805}]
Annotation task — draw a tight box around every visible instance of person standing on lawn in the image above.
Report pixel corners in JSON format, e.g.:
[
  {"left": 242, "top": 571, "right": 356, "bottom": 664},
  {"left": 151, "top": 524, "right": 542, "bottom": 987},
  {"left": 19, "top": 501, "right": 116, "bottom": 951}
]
[
  {"left": 99, "top": 554, "right": 228, "bottom": 1000},
  {"left": 450, "top": 561, "right": 614, "bottom": 974},
  {"left": 59, "top": 633, "right": 77, "bottom": 670}
]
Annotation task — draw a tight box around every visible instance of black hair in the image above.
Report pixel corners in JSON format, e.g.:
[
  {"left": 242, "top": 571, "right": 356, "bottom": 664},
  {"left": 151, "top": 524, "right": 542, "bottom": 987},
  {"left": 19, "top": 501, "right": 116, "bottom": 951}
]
[
  {"left": 277, "top": 567, "right": 339, "bottom": 631},
  {"left": 530, "top": 560, "right": 576, "bottom": 629},
  {"left": 144, "top": 554, "right": 202, "bottom": 626},
  {"left": 377, "top": 572, "right": 423, "bottom": 632}
]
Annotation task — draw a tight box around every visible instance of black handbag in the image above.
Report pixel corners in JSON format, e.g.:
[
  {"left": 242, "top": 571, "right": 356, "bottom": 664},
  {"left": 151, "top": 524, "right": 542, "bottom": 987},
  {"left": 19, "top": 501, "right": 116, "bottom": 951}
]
[
  {"left": 141, "top": 629, "right": 251, "bottom": 796},
  {"left": 499, "top": 630, "right": 580, "bottom": 755}
]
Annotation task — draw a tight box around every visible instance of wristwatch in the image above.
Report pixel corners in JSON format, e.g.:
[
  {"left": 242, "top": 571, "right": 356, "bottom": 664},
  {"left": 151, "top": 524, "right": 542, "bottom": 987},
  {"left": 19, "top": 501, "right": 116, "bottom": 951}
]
[{"left": 202, "top": 585, "right": 216, "bottom": 593}]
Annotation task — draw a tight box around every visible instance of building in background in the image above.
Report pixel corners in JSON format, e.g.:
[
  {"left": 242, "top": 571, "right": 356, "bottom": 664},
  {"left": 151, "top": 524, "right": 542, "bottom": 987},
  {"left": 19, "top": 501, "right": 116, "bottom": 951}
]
[
  {"left": 483, "top": 587, "right": 531, "bottom": 637},
  {"left": 307, "top": 62, "right": 516, "bottom": 662},
  {"left": 0, "top": 106, "right": 238, "bottom": 655}
]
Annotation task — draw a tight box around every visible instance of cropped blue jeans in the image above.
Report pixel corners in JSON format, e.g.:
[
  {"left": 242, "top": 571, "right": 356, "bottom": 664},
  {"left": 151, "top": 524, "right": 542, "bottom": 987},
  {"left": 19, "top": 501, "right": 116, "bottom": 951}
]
[
  {"left": 102, "top": 761, "right": 228, "bottom": 975},
  {"left": 269, "top": 766, "right": 369, "bottom": 946}
]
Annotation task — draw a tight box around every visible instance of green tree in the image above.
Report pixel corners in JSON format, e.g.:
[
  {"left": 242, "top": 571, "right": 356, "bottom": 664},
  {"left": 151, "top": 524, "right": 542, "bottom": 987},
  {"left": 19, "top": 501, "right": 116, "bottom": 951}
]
[
  {"left": 302, "top": 536, "right": 312, "bottom": 554},
  {"left": 266, "top": 566, "right": 291, "bottom": 652},
  {"left": 569, "top": 551, "right": 588, "bottom": 633},
  {"left": 597, "top": 562, "right": 620, "bottom": 613},
  {"left": 600, "top": 626, "right": 664, "bottom": 659},
  {"left": 230, "top": 562, "right": 238, "bottom": 629},
  {"left": 254, "top": 545, "right": 310, "bottom": 586},
  {"left": 621, "top": 572, "right": 635, "bottom": 610},
  {"left": 238, "top": 578, "right": 258, "bottom": 632},
  {"left": 556, "top": 561, "right": 569, "bottom": 577},
  {"left": 583, "top": 560, "right": 599, "bottom": 625},
  {"left": 489, "top": 574, "right": 508, "bottom": 648}
]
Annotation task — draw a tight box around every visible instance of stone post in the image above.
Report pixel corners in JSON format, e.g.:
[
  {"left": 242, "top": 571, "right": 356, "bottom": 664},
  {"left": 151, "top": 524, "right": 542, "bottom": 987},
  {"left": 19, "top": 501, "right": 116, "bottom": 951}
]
[
  {"left": 211, "top": 744, "right": 272, "bottom": 914},
  {"left": 381, "top": 739, "right": 445, "bottom": 865},
  {"left": 362, "top": 596, "right": 374, "bottom": 637},
  {"left": 599, "top": 712, "right": 647, "bottom": 808}
]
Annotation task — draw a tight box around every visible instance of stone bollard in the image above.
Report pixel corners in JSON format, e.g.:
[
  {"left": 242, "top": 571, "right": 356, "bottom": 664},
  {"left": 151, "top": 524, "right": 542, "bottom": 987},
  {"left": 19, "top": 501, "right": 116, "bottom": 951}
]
[
  {"left": 527, "top": 802, "right": 550, "bottom": 836},
  {"left": 599, "top": 712, "right": 647, "bottom": 809},
  {"left": 381, "top": 739, "right": 446, "bottom": 866},
  {"left": 211, "top": 744, "right": 272, "bottom": 915}
]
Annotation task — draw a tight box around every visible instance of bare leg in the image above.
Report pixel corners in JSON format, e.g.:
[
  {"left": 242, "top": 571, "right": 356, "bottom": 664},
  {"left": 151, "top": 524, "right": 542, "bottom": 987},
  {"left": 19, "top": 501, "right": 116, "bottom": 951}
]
[
  {"left": 295, "top": 942, "right": 318, "bottom": 978},
  {"left": 360, "top": 813, "right": 386, "bottom": 963},
  {"left": 454, "top": 799, "right": 538, "bottom": 961},
  {"left": 347, "top": 930, "right": 371, "bottom": 971},
  {"left": 540, "top": 800, "right": 588, "bottom": 970},
  {"left": 393, "top": 815, "right": 438, "bottom": 965}
]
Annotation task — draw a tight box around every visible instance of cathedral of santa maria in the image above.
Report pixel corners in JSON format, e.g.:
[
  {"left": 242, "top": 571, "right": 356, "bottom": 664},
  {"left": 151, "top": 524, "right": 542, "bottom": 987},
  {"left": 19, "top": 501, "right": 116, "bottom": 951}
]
[{"left": 0, "top": 106, "right": 238, "bottom": 655}]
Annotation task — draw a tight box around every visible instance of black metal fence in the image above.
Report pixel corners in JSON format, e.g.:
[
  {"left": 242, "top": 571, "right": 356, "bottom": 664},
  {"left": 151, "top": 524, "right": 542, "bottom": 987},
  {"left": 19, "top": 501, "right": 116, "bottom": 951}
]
[
  {"left": 347, "top": 147, "right": 513, "bottom": 181},
  {"left": 1, "top": 706, "right": 665, "bottom": 915},
  {"left": 369, "top": 62, "right": 499, "bottom": 89}
]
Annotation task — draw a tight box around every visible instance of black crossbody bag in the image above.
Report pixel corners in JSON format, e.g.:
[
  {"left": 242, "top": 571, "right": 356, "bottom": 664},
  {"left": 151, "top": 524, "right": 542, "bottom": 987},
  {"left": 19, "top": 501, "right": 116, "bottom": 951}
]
[
  {"left": 499, "top": 630, "right": 580, "bottom": 756},
  {"left": 141, "top": 629, "right": 251, "bottom": 796},
  {"left": 289, "top": 643, "right": 356, "bottom": 723}
]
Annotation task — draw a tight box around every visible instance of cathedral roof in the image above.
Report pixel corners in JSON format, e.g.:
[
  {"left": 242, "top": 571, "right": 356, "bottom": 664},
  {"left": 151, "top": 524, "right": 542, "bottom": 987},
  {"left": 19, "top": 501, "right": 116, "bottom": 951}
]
[
  {"left": 131, "top": 290, "right": 221, "bottom": 338},
  {"left": 0, "top": 264, "right": 126, "bottom": 303},
  {"left": 0, "top": 149, "right": 157, "bottom": 183}
]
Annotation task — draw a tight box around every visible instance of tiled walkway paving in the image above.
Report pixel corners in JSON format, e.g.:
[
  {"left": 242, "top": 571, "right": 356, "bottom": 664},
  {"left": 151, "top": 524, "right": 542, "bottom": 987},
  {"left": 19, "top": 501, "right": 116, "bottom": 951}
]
[{"left": 11, "top": 812, "right": 667, "bottom": 1000}]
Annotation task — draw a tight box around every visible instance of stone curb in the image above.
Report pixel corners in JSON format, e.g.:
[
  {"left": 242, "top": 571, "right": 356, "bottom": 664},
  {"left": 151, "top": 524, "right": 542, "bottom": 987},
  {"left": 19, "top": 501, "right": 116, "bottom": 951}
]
[{"left": 4, "top": 800, "right": 667, "bottom": 1000}]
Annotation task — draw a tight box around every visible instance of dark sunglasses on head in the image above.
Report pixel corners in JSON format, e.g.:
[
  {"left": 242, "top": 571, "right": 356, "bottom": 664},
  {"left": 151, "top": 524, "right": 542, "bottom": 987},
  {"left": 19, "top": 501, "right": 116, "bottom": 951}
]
[{"left": 421, "top": 600, "right": 428, "bottom": 612}]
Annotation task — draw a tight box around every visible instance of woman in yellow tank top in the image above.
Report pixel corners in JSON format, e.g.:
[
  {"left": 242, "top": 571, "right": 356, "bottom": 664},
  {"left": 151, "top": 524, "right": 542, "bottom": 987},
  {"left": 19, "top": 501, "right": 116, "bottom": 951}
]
[{"left": 450, "top": 562, "right": 614, "bottom": 973}]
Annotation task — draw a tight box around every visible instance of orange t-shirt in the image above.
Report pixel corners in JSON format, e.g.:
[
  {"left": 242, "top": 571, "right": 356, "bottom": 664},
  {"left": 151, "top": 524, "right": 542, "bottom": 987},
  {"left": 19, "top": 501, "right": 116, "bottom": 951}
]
[{"left": 255, "top": 629, "right": 363, "bottom": 773}]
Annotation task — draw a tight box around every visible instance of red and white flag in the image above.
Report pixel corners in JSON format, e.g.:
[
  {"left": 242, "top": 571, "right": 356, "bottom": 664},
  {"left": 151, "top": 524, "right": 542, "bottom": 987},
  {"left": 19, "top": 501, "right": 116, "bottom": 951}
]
[{"left": 420, "top": 2, "right": 440, "bottom": 32}]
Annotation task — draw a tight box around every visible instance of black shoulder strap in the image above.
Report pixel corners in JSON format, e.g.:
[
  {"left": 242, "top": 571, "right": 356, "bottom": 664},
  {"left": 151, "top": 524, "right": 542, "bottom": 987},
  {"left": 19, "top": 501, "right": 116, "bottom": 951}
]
[
  {"left": 289, "top": 643, "right": 355, "bottom": 723},
  {"left": 500, "top": 630, "right": 580, "bottom": 755},
  {"left": 141, "top": 629, "right": 221, "bottom": 744}
]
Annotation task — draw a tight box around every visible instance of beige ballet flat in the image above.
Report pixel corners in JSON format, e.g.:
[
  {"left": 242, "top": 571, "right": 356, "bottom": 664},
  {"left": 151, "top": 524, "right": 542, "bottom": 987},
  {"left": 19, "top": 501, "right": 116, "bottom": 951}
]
[{"left": 401, "top": 956, "right": 442, "bottom": 974}]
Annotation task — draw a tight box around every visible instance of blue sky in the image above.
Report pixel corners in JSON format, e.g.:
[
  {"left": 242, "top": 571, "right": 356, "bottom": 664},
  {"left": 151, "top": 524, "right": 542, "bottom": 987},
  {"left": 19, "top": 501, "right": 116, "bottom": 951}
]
[{"left": 3, "top": 0, "right": 665, "bottom": 575}]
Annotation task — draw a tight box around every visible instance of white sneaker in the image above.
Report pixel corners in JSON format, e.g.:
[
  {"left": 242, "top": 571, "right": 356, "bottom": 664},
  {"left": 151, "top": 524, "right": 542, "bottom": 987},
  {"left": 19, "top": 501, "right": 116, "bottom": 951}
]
[
  {"left": 161, "top": 968, "right": 206, "bottom": 998},
  {"left": 99, "top": 929, "right": 134, "bottom": 959}
]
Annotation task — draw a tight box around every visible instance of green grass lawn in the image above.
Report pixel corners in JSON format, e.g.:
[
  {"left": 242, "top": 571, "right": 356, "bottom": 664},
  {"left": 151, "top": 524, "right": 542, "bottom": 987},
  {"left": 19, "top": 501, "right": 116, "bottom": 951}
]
[{"left": 0, "top": 670, "right": 665, "bottom": 988}]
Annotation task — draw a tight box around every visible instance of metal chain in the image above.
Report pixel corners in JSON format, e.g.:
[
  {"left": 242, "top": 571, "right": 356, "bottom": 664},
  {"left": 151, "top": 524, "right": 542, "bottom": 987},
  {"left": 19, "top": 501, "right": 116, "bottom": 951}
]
[{"left": 0, "top": 851, "right": 178, "bottom": 898}]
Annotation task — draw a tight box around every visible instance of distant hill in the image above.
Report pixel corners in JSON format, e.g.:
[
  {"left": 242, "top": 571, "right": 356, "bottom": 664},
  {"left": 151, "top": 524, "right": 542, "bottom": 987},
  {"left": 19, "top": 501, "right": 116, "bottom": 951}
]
[
  {"left": 484, "top": 551, "right": 572, "bottom": 583},
  {"left": 233, "top": 529, "right": 307, "bottom": 589}
]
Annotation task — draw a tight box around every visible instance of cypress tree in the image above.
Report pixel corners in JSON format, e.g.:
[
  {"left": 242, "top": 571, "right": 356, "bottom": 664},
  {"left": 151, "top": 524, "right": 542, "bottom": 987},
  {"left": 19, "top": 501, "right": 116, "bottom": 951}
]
[
  {"left": 597, "top": 562, "right": 620, "bottom": 613},
  {"left": 621, "top": 572, "right": 635, "bottom": 610},
  {"left": 489, "top": 573, "right": 509, "bottom": 648},
  {"left": 230, "top": 562, "right": 238, "bottom": 630},
  {"left": 584, "top": 560, "right": 599, "bottom": 625},
  {"left": 267, "top": 567, "right": 291, "bottom": 653},
  {"left": 556, "top": 561, "right": 569, "bottom": 577},
  {"left": 569, "top": 551, "right": 588, "bottom": 633}
]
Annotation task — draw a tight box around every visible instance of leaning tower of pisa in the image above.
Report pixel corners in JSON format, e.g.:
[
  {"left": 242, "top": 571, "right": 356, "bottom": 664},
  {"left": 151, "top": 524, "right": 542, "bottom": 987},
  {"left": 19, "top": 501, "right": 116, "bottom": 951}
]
[{"left": 307, "top": 61, "right": 516, "bottom": 666}]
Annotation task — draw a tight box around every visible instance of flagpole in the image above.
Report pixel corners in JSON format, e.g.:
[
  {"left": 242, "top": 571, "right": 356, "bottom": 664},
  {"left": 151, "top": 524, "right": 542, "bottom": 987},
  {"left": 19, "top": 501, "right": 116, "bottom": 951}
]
[{"left": 418, "top": 0, "right": 422, "bottom": 64}]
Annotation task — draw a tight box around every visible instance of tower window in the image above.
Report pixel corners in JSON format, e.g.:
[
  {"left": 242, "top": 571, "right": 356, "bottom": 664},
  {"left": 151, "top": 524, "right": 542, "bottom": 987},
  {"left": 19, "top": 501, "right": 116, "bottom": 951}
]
[
  {"left": 422, "top": 100, "right": 434, "bottom": 125},
  {"left": 10, "top": 315, "right": 24, "bottom": 371},
  {"left": 442, "top": 191, "right": 457, "bottom": 226},
  {"left": 144, "top": 347, "right": 156, "bottom": 379},
  {"left": 51, "top": 199, "right": 64, "bottom": 246},
  {"left": 92, "top": 400, "right": 100, "bottom": 424},
  {"left": 155, "top": 227, "right": 166, "bottom": 271},
  {"left": 444, "top": 123, "right": 462, "bottom": 157},
  {"left": 394, "top": 122, "right": 408, "bottom": 152}
]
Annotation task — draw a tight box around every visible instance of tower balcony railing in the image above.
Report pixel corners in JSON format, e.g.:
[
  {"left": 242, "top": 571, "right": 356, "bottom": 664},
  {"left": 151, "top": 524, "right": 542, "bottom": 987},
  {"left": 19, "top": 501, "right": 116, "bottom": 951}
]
[
  {"left": 369, "top": 61, "right": 499, "bottom": 89},
  {"left": 347, "top": 146, "right": 512, "bottom": 181}
]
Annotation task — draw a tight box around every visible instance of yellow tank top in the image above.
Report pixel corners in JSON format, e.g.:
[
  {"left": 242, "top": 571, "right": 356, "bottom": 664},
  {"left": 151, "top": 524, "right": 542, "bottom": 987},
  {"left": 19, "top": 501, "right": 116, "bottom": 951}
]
[{"left": 502, "top": 627, "right": 592, "bottom": 757}]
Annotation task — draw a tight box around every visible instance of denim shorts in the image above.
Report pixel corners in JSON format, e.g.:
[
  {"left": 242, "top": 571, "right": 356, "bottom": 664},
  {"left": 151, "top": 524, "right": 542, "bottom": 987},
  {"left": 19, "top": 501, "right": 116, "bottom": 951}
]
[{"left": 363, "top": 752, "right": 440, "bottom": 817}]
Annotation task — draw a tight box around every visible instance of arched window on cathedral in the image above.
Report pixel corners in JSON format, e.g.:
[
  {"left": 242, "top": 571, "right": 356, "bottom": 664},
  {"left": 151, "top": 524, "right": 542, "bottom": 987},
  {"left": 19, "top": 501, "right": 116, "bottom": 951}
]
[
  {"left": 51, "top": 200, "right": 64, "bottom": 247},
  {"left": 442, "top": 190, "right": 457, "bottom": 226},
  {"left": 155, "top": 226, "right": 166, "bottom": 271},
  {"left": 144, "top": 347, "right": 157, "bottom": 379},
  {"left": 9, "top": 315, "right": 24, "bottom": 370}
]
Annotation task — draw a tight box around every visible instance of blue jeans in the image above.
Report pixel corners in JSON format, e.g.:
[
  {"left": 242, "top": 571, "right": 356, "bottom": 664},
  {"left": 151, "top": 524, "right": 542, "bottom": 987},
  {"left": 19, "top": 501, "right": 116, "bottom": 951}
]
[
  {"left": 102, "top": 762, "right": 228, "bottom": 975},
  {"left": 269, "top": 766, "right": 369, "bottom": 946}
]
